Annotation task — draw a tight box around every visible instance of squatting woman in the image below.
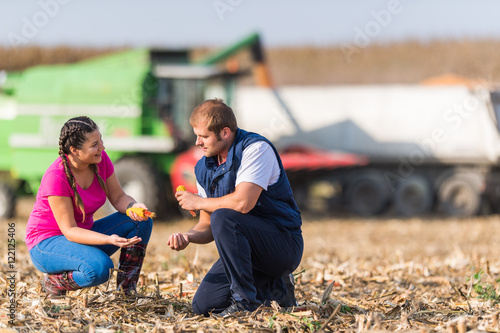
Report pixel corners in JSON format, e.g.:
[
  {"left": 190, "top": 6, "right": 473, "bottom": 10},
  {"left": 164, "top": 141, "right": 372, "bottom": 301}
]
[{"left": 26, "top": 116, "right": 153, "bottom": 297}]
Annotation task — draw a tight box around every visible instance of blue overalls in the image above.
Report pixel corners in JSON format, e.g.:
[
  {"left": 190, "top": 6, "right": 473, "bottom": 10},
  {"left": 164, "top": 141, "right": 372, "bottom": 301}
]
[{"left": 192, "top": 129, "right": 304, "bottom": 315}]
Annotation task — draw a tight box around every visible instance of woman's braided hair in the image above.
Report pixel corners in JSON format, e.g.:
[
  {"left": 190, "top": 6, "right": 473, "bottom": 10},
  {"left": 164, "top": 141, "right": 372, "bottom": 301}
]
[{"left": 58, "top": 116, "right": 107, "bottom": 222}]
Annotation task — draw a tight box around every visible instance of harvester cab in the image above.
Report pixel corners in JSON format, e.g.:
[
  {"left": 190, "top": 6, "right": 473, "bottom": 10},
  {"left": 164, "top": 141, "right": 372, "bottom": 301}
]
[{"left": 148, "top": 49, "right": 241, "bottom": 150}]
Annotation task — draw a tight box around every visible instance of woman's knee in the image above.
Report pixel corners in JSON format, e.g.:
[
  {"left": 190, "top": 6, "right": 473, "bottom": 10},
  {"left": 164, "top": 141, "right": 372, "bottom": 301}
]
[
  {"left": 137, "top": 217, "right": 153, "bottom": 244},
  {"left": 82, "top": 256, "right": 114, "bottom": 286}
]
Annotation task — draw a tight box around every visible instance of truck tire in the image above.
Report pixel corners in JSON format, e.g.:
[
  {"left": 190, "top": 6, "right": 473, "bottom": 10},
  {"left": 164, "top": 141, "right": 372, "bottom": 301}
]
[
  {"left": 0, "top": 183, "right": 16, "bottom": 219},
  {"left": 345, "top": 171, "right": 390, "bottom": 216},
  {"left": 394, "top": 175, "right": 433, "bottom": 217},
  {"left": 292, "top": 179, "right": 342, "bottom": 216},
  {"left": 107, "top": 158, "right": 167, "bottom": 219},
  {"left": 437, "top": 172, "right": 482, "bottom": 217}
]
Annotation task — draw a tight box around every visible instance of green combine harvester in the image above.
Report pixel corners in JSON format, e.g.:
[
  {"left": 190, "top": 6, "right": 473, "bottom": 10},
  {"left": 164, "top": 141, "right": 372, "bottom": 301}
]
[{"left": 0, "top": 33, "right": 267, "bottom": 220}]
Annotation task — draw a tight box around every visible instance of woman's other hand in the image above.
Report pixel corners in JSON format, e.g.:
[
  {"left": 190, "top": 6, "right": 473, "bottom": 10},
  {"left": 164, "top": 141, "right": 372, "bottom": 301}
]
[{"left": 109, "top": 234, "right": 142, "bottom": 247}]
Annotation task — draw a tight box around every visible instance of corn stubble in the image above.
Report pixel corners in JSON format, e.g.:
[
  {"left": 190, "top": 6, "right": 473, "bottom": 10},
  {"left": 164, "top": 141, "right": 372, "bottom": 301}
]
[{"left": 5, "top": 204, "right": 500, "bottom": 331}]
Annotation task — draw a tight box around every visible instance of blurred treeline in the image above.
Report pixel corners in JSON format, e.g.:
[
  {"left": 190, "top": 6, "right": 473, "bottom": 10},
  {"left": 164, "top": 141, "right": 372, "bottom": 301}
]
[
  {"left": 2, "top": 39, "right": 500, "bottom": 86},
  {"left": 0, "top": 46, "right": 117, "bottom": 72}
]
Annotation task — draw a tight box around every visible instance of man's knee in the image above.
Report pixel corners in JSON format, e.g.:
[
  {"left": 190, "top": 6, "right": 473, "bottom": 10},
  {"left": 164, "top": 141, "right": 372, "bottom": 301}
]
[
  {"left": 192, "top": 289, "right": 224, "bottom": 316},
  {"left": 192, "top": 294, "right": 209, "bottom": 316},
  {"left": 211, "top": 208, "right": 241, "bottom": 232}
]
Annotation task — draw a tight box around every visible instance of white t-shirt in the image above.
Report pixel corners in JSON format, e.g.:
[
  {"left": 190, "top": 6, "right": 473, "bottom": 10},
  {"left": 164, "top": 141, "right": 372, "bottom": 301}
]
[{"left": 197, "top": 141, "right": 280, "bottom": 198}]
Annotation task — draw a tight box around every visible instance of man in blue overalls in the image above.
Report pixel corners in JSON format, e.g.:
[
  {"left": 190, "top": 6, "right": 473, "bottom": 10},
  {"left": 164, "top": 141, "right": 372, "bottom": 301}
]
[{"left": 168, "top": 98, "right": 303, "bottom": 317}]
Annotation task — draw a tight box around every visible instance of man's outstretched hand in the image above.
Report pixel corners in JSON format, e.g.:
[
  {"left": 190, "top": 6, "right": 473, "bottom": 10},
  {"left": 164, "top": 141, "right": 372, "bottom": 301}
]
[{"left": 167, "top": 232, "right": 190, "bottom": 251}]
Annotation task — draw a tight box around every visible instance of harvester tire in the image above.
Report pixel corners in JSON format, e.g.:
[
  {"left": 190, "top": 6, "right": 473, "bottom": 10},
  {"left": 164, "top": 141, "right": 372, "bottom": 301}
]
[
  {"left": 437, "top": 172, "right": 482, "bottom": 217},
  {"left": 345, "top": 171, "right": 390, "bottom": 216},
  {"left": 394, "top": 175, "right": 433, "bottom": 217},
  {"left": 0, "top": 183, "right": 16, "bottom": 219}
]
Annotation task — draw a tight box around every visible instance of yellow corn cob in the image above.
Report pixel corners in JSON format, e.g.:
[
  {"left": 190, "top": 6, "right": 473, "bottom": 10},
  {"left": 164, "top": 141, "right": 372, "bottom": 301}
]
[
  {"left": 176, "top": 185, "right": 197, "bottom": 217},
  {"left": 126, "top": 207, "right": 156, "bottom": 219}
]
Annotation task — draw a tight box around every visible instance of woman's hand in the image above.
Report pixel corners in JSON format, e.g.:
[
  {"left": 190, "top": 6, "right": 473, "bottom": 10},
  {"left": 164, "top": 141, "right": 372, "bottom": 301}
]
[
  {"left": 109, "top": 234, "right": 142, "bottom": 247},
  {"left": 167, "top": 233, "right": 190, "bottom": 251},
  {"left": 127, "top": 202, "right": 150, "bottom": 221}
]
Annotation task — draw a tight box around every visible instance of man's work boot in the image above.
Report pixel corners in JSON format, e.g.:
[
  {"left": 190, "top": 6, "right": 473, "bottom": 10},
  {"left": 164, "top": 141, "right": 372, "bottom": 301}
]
[
  {"left": 216, "top": 300, "right": 257, "bottom": 318},
  {"left": 281, "top": 273, "right": 299, "bottom": 307}
]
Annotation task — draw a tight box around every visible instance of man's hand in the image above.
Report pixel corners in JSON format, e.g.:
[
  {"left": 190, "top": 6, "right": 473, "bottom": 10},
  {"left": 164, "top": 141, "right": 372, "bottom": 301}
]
[
  {"left": 167, "top": 233, "right": 190, "bottom": 251},
  {"left": 175, "top": 191, "right": 201, "bottom": 212}
]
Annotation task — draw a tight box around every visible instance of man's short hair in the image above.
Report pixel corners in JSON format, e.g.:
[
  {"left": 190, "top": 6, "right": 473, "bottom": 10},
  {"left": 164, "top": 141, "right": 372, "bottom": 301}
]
[{"left": 190, "top": 98, "right": 238, "bottom": 135}]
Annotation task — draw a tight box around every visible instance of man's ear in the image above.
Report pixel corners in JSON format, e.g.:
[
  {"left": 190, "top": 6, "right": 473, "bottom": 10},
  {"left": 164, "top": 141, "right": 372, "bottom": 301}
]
[{"left": 221, "top": 127, "right": 231, "bottom": 140}]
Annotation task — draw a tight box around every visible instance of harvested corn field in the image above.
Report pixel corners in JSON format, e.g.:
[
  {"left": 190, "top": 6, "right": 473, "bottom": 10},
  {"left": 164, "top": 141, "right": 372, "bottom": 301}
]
[{"left": 2, "top": 199, "right": 500, "bottom": 332}]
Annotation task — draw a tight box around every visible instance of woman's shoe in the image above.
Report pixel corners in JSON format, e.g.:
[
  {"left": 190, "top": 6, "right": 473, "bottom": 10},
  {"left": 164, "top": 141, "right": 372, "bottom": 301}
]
[
  {"left": 116, "top": 244, "right": 147, "bottom": 295},
  {"left": 42, "top": 272, "right": 80, "bottom": 297}
]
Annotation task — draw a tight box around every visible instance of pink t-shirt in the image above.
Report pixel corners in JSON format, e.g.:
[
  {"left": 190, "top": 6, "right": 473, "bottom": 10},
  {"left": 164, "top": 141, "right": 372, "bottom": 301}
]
[{"left": 25, "top": 151, "right": 114, "bottom": 250}]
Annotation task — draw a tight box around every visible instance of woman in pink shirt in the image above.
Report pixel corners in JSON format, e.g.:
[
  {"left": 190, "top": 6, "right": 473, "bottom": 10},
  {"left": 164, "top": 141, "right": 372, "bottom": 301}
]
[{"left": 26, "top": 116, "right": 153, "bottom": 297}]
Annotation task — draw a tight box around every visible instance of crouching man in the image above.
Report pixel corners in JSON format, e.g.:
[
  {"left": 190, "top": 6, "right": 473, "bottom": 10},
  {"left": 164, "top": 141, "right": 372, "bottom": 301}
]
[{"left": 168, "top": 99, "right": 303, "bottom": 316}]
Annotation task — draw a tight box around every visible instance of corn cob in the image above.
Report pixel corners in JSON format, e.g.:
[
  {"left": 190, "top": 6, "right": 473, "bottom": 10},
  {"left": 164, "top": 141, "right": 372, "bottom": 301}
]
[
  {"left": 126, "top": 207, "right": 156, "bottom": 219},
  {"left": 176, "top": 185, "right": 197, "bottom": 217}
]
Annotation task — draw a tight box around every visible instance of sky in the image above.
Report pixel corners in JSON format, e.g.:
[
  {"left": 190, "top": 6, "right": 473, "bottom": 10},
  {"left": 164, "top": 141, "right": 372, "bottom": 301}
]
[{"left": 1, "top": 0, "right": 500, "bottom": 49}]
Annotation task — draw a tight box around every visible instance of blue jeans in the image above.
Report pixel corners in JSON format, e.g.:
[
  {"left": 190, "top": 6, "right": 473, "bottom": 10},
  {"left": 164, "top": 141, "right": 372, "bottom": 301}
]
[
  {"left": 192, "top": 208, "right": 303, "bottom": 315},
  {"left": 29, "top": 212, "right": 153, "bottom": 288}
]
